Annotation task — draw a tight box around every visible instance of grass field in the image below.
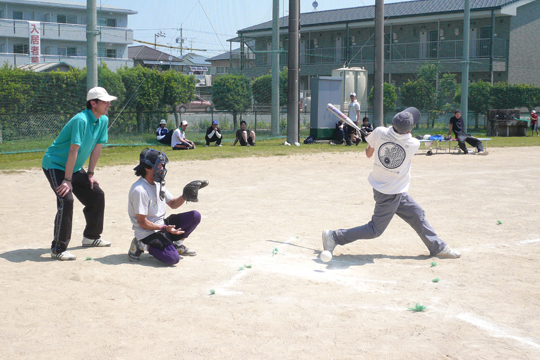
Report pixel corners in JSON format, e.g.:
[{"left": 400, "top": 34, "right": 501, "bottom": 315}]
[{"left": 1, "top": 127, "right": 539, "bottom": 171}]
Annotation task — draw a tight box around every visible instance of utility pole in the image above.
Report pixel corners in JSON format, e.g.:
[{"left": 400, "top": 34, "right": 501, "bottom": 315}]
[
  {"left": 180, "top": 26, "right": 184, "bottom": 57},
  {"left": 373, "top": 0, "right": 384, "bottom": 128},
  {"left": 287, "top": 0, "right": 300, "bottom": 145},
  {"left": 86, "top": 0, "right": 98, "bottom": 90},
  {"left": 461, "top": 0, "right": 471, "bottom": 132},
  {"left": 271, "top": 0, "right": 280, "bottom": 136}
]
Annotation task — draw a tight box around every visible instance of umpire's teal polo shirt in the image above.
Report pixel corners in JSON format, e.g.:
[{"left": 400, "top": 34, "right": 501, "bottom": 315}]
[{"left": 42, "top": 109, "right": 108, "bottom": 172}]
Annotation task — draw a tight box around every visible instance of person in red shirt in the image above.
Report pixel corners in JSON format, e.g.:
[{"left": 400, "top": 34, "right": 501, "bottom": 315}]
[{"left": 531, "top": 110, "right": 538, "bottom": 136}]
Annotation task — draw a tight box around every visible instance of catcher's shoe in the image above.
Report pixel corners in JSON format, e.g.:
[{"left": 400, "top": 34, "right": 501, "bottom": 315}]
[
  {"left": 82, "top": 236, "right": 111, "bottom": 247},
  {"left": 174, "top": 242, "right": 197, "bottom": 256},
  {"left": 51, "top": 249, "right": 76, "bottom": 261},
  {"left": 322, "top": 230, "right": 337, "bottom": 253},
  {"left": 128, "top": 238, "right": 143, "bottom": 262},
  {"left": 434, "top": 245, "right": 461, "bottom": 259}
]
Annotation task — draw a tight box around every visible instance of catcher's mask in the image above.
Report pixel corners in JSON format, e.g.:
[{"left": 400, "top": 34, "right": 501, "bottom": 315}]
[{"left": 135, "top": 148, "right": 169, "bottom": 184}]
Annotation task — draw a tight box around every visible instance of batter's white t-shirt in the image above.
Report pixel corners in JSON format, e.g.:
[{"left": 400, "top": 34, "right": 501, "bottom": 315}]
[
  {"left": 348, "top": 100, "right": 361, "bottom": 122},
  {"left": 171, "top": 128, "right": 186, "bottom": 148},
  {"left": 366, "top": 126, "right": 420, "bottom": 194},
  {"left": 128, "top": 177, "right": 174, "bottom": 240}
]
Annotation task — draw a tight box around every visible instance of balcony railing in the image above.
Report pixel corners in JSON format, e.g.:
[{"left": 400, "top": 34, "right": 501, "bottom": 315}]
[
  {"left": 255, "top": 38, "right": 507, "bottom": 67},
  {"left": 0, "top": 19, "right": 133, "bottom": 44}
]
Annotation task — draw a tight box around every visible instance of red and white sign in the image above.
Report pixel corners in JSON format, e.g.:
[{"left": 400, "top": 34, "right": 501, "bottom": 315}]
[{"left": 28, "top": 21, "right": 41, "bottom": 63}]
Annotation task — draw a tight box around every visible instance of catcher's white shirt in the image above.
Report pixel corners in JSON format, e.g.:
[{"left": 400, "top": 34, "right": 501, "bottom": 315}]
[
  {"left": 366, "top": 126, "right": 419, "bottom": 195},
  {"left": 128, "top": 177, "right": 173, "bottom": 240}
]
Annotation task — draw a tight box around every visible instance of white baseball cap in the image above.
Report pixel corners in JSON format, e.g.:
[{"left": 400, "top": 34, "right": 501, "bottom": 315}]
[
  {"left": 532, "top": 110, "right": 536, "bottom": 114},
  {"left": 160, "top": 119, "right": 167, "bottom": 125},
  {"left": 350, "top": 92, "right": 356, "bottom": 97},
  {"left": 86, "top": 87, "right": 117, "bottom": 102},
  {"left": 180, "top": 120, "right": 188, "bottom": 126}
]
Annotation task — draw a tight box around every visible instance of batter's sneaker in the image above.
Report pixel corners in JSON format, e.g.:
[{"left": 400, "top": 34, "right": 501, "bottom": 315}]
[
  {"left": 435, "top": 245, "right": 461, "bottom": 259},
  {"left": 51, "top": 249, "right": 76, "bottom": 261},
  {"left": 477, "top": 150, "right": 488, "bottom": 155},
  {"left": 174, "top": 242, "right": 197, "bottom": 256},
  {"left": 82, "top": 236, "right": 111, "bottom": 247},
  {"left": 322, "top": 229, "right": 337, "bottom": 253},
  {"left": 128, "top": 238, "right": 143, "bottom": 262}
]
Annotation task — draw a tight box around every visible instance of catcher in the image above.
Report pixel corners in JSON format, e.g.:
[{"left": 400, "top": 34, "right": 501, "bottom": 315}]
[{"left": 128, "top": 148, "right": 208, "bottom": 264}]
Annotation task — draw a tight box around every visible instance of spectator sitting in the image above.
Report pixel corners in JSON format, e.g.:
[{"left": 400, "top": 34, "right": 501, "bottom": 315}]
[
  {"left": 205, "top": 120, "right": 223, "bottom": 147},
  {"left": 171, "top": 120, "right": 196, "bottom": 150},
  {"left": 346, "top": 117, "right": 362, "bottom": 146},
  {"left": 333, "top": 119, "right": 352, "bottom": 146},
  {"left": 233, "top": 120, "right": 256, "bottom": 146},
  {"left": 360, "top": 117, "right": 374, "bottom": 144},
  {"left": 448, "top": 110, "right": 487, "bottom": 155},
  {"left": 156, "top": 119, "right": 172, "bottom": 145}
]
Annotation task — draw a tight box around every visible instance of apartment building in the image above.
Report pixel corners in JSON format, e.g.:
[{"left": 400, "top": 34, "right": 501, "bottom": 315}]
[
  {"left": 0, "top": 0, "right": 137, "bottom": 70},
  {"left": 230, "top": 0, "right": 540, "bottom": 90}
]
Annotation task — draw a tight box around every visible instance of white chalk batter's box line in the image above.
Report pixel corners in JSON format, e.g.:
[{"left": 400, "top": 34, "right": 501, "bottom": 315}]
[{"left": 483, "top": 238, "right": 540, "bottom": 248}]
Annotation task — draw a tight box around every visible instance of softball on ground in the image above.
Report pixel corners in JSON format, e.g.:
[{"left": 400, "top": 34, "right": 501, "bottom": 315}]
[{"left": 320, "top": 250, "right": 332, "bottom": 262}]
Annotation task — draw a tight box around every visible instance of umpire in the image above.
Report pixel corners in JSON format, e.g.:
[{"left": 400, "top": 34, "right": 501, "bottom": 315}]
[{"left": 43, "top": 87, "right": 117, "bottom": 260}]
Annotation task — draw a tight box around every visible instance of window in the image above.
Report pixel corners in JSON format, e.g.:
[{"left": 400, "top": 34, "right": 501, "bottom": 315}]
[
  {"left": 13, "top": 11, "right": 23, "bottom": 20},
  {"left": 0, "top": 44, "right": 5, "bottom": 53},
  {"left": 57, "top": 14, "right": 77, "bottom": 24},
  {"left": 99, "top": 48, "right": 116, "bottom": 58},
  {"left": 67, "top": 47, "right": 77, "bottom": 56},
  {"left": 14, "top": 44, "right": 29, "bottom": 54},
  {"left": 0, "top": 10, "right": 5, "bottom": 19},
  {"left": 43, "top": 46, "right": 51, "bottom": 55},
  {"left": 98, "top": 18, "right": 116, "bottom": 27},
  {"left": 58, "top": 47, "right": 67, "bottom": 56},
  {"left": 217, "top": 66, "right": 228, "bottom": 74}
]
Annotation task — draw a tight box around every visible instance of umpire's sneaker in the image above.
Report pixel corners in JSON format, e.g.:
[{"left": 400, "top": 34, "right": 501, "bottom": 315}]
[
  {"left": 82, "top": 236, "right": 111, "bottom": 247},
  {"left": 174, "top": 241, "right": 197, "bottom": 256},
  {"left": 435, "top": 245, "right": 461, "bottom": 259},
  {"left": 51, "top": 249, "right": 76, "bottom": 261},
  {"left": 322, "top": 229, "right": 337, "bottom": 253},
  {"left": 128, "top": 238, "right": 143, "bottom": 262}
]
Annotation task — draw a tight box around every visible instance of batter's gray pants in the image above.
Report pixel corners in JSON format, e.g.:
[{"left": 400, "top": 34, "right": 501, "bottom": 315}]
[{"left": 333, "top": 189, "right": 447, "bottom": 256}]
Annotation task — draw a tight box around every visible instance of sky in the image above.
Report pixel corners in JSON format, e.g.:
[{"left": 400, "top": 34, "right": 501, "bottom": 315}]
[{"left": 97, "top": 0, "right": 410, "bottom": 59}]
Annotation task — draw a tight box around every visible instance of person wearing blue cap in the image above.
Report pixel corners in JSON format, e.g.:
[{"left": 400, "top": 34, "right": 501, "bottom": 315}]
[
  {"left": 205, "top": 120, "right": 223, "bottom": 147},
  {"left": 322, "top": 107, "right": 461, "bottom": 260}
]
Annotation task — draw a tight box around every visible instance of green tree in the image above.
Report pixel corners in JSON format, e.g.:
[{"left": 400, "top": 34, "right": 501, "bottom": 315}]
[
  {"left": 368, "top": 82, "right": 397, "bottom": 125},
  {"left": 162, "top": 70, "right": 196, "bottom": 127},
  {"left": 491, "top": 82, "right": 519, "bottom": 109},
  {"left": 468, "top": 80, "right": 492, "bottom": 130},
  {"left": 212, "top": 74, "right": 252, "bottom": 130},
  {"left": 118, "top": 66, "right": 165, "bottom": 133},
  {"left": 515, "top": 83, "right": 540, "bottom": 112},
  {"left": 400, "top": 77, "right": 435, "bottom": 119},
  {"left": 251, "top": 68, "right": 288, "bottom": 107}
]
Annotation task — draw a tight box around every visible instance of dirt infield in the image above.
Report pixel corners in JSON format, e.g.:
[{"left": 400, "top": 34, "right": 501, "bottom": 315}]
[{"left": 1, "top": 147, "right": 539, "bottom": 359}]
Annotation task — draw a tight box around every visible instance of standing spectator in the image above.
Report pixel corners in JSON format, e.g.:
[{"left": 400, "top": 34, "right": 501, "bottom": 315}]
[
  {"left": 42, "top": 87, "right": 117, "bottom": 261},
  {"left": 531, "top": 110, "right": 538, "bottom": 136},
  {"left": 171, "top": 120, "right": 196, "bottom": 150},
  {"left": 448, "top": 110, "right": 487, "bottom": 155},
  {"left": 360, "top": 116, "right": 374, "bottom": 144},
  {"left": 156, "top": 119, "right": 172, "bottom": 145},
  {"left": 233, "top": 120, "right": 256, "bottom": 146},
  {"left": 348, "top": 92, "right": 361, "bottom": 123},
  {"left": 205, "top": 120, "right": 223, "bottom": 147}
]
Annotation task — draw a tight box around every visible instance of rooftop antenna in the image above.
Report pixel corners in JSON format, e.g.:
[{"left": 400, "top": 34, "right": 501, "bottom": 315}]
[{"left": 312, "top": 1, "right": 318, "bottom": 11}]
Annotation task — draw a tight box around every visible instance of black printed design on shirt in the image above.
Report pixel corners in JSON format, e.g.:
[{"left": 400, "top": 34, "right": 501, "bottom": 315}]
[{"left": 378, "top": 142, "right": 406, "bottom": 169}]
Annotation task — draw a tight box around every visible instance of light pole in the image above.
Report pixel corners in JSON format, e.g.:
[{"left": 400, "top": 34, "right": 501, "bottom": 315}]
[{"left": 154, "top": 31, "right": 166, "bottom": 49}]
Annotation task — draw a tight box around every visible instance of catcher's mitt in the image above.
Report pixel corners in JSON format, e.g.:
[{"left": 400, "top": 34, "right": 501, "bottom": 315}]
[{"left": 182, "top": 180, "right": 209, "bottom": 202}]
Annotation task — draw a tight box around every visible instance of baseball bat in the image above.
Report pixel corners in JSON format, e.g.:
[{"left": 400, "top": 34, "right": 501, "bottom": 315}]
[{"left": 326, "top": 103, "right": 368, "bottom": 137}]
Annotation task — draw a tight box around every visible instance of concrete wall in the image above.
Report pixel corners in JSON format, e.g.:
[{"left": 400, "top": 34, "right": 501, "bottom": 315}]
[{"left": 508, "top": 0, "right": 540, "bottom": 85}]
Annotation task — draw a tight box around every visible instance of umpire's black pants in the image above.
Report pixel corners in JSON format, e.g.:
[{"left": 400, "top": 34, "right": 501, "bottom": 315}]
[
  {"left": 456, "top": 134, "right": 483, "bottom": 153},
  {"left": 43, "top": 168, "right": 105, "bottom": 252}
]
